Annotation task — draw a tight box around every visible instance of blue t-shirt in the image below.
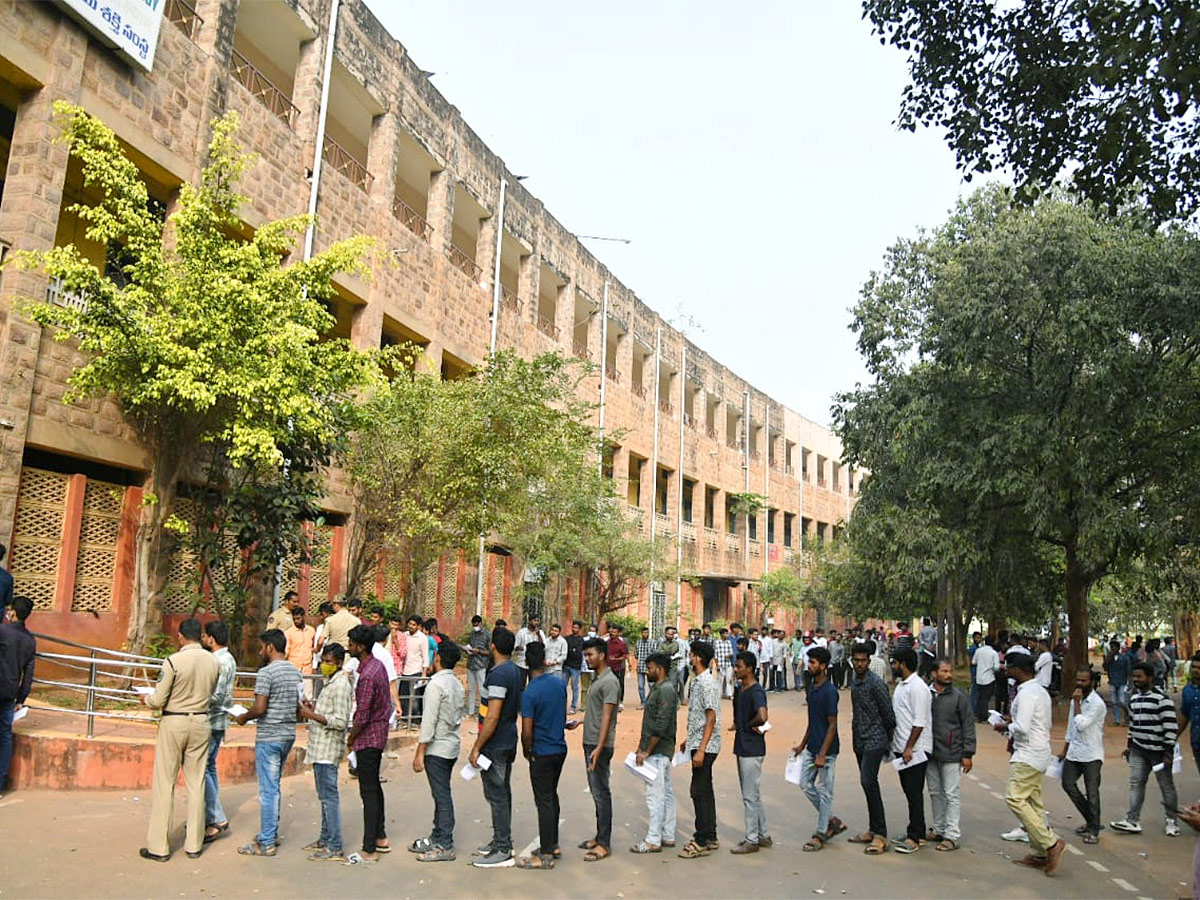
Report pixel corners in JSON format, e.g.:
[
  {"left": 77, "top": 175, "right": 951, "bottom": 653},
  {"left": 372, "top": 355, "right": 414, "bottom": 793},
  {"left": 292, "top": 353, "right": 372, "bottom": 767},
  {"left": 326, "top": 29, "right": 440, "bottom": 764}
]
[
  {"left": 521, "top": 671, "right": 568, "bottom": 756},
  {"left": 806, "top": 678, "right": 840, "bottom": 757},
  {"left": 733, "top": 681, "right": 768, "bottom": 757},
  {"left": 1183, "top": 683, "right": 1200, "bottom": 747},
  {"left": 481, "top": 660, "right": 522, "bottom": 755}
]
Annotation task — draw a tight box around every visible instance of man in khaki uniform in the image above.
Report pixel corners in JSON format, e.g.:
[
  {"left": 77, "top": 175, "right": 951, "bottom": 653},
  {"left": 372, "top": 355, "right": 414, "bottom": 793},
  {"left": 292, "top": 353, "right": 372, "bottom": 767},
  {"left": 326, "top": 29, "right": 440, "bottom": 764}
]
[
  {"left": 140, "top": 618, "right": 220, "bottom": 862},
  {"left": 265, "top": 590, "right": 300, "bottom": 633},
  {"left": 321, "top": 597, "right": 360, "bottom": 655}
]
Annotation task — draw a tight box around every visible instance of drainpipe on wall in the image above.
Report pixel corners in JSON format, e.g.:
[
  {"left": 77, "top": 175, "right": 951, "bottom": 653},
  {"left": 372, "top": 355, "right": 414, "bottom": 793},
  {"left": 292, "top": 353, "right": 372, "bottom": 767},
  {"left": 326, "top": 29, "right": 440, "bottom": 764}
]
[
  {"left": 763, "top": 404, "right": 770, "bottom": 579},
  {"left": 597, "top": 281, "right": 609, "bottom": 457},
  {"left": 676, "top": 343, "right": 686, "bottom": 617}
]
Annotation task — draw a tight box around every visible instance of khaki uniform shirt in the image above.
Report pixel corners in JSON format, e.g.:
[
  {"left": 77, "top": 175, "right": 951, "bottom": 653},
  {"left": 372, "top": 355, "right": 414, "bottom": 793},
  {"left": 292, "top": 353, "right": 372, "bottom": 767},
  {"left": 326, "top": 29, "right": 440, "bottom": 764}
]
[
  {"left": 322, "top": 609, "right": 360, "bottom": 652},
  {"left": 147, "top": 642, "right": 220, "bottom": 714}
]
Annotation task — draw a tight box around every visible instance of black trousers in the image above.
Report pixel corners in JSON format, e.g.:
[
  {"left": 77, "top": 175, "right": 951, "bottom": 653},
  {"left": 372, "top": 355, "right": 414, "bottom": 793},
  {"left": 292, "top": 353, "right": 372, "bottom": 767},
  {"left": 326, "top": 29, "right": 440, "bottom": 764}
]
[
  {"left": 896, "top": 757, "right": 927, "bottom": 842},
  {"left": 690, "top": 751, "right": 719, "bottom": 844},
  {"left": 1061, "top": 759, "right": 1101, "bottom": 834},
  {"left": 529, "top": 753, "right": 566, "bottom": 854},
  {"left": 356, "top": 747, "right": 386, "bottom": 853},
  {"left": 856, "top": 747, "right": 887, "bottom": 837}
]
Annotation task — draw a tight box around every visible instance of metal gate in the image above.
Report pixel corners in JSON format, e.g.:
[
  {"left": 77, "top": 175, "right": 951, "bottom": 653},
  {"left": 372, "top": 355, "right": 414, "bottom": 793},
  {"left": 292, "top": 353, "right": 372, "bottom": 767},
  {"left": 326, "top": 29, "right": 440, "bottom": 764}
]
[{"left": 649, "top": 580, "right": 666, "bottom": 637}]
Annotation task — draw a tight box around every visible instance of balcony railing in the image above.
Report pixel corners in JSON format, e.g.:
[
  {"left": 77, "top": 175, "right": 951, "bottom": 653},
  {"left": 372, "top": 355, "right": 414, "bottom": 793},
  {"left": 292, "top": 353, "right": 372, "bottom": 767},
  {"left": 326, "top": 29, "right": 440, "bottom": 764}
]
[
  {"left": 704, "top": 527, "right": 720, "bottom": 550},
  {"left": 391, "top": 196, "right": 431, "bottom": 240},
  {"left": 536, "top": 314, "right": 559, "bottom": 338},
  {"left": 605, "top": 366, "right": 620, "bottom": 383},
  {"left": 446, "top": 243, "right": 482, "bottom": 282},
  {"left": 322, "top": 135, "right": 372, "bottom": 191},
  {"left": 784, "top": 547, "right": 796, "bottom": 563},
  {"left": 631, "top": 382, "right": 647, "bottom": 400},
  {"left": 46, "top": 276, "right": 88, "bottom": 312},
  {"left": 165, "top": 0, "right": 203, "bottom": 40},
  {"left": 683, "top": 412, "right": 696, "bottom": 429},
  {"left": 680, "top": 521, "right": 697, "bottom": 543},
  {"left": 749, "top": 449, "right": 761, "bottom": 461},
  {"left": 816, "top": 477, "right": 827, "bottom": 488},
  {"left": 654, "top": 513, "right": 671, "bottom": 536},
  {"left": 231, "top": 49, "right": 298, "bottom": 129},
  {"left": 573, "top": 336, "right": 589, "bottom": 358},
  {"left": 658, "top": 400, "right": 674, "bottom": 416},
  {"left": 705, "top": 425, "right": 718, "bottom": 441},
  {"left": 626, "top": 504, "right": 645, "bottom": 531},
  {"left": 499, "top": 283, "right": 520, "bottom": 311},
  {"left": 748, "top": 539, "right": 762, "bottom": 558},
  {"left": 724, "top": 533, "right": 741, "bottom": 554},
  {"left": 726, "top": 437, "right": 739, "bottom": 451},
  {"left": 785, "top": 463, "right": 795, "bottom": 476}
]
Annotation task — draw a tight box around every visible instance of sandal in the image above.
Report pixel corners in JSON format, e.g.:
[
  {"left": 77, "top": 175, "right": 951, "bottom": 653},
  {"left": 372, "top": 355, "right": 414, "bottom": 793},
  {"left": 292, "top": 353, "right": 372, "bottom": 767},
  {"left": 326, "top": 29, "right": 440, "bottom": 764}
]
[
  {"left": 204, "top": 822, "right": 230, "bottom": 844},
  {"left": 864, "top": 837, "right": 888, "bottom": 855},
  {"left": 578, "top": 839, "right": 598, "bottom": 850},
  {"left": 926, "top": 830, "right": 944, "bottom": 842},
  {"left": 662, "top": 840, "right": 676, "bottom": 848},
  {"left": 583, "top": 845, "right": 611, "bottom": 861},
  {"left": 1082, "top": 833, "right": 1099, "bottom": 845},
  {"left": 302, "top": 840, "right": 326, "bottom": 852},
  {"left": 803, "top": 834, "right": 825, "bottom": 852},
  {"left": 516, "top": 852, "right": 556, "bottom": 869},
  {"left": 374, "top": 842, "right": 393, "bottom": 853},
  {"left": 409, "top": 837, "right": 433, "bottom": 853},
  {"left": 935, "top": 839, "right": 959, "bottom": 851},
  {"left": 676, "top": 840, "right": 710, "bottom": 859},
  {"left": 848, "top": 832, "right": 874, "bottom": 844},
  {"left": 825, "top": 817, "right": 847, "bottom": 839},
  {"left": 237, "top": 842, "right": 277, "bottom": 857},
  {"left": 630, "top": 842, "right": 661, "bottom": 854},
  {"left": 308, "top": 848, "right": 346, "bottom": 862},
  {"left": 894, "top": 838, "right": 921, "bottom": 854}
]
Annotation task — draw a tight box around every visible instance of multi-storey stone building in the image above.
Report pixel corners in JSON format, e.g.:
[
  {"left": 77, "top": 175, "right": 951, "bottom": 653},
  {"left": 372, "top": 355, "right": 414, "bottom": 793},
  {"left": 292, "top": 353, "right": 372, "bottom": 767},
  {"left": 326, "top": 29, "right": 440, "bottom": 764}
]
[{"left": 0, "top": 0, "right": 861, "bottom": 649}]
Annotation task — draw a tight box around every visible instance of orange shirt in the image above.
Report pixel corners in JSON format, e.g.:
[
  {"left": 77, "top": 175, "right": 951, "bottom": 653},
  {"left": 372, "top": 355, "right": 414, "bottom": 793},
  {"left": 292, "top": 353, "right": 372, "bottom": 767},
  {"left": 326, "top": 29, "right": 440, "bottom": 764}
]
[{"left": 285, "top": 624, "right": 317, "bottom": 673}]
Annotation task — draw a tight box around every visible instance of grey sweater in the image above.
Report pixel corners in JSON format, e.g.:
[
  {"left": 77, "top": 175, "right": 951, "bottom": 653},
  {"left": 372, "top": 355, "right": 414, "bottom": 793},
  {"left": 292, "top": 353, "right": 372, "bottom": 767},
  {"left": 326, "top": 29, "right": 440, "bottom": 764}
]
[{"left": 930, "top": 684, "right": 976, "bottom": 762}]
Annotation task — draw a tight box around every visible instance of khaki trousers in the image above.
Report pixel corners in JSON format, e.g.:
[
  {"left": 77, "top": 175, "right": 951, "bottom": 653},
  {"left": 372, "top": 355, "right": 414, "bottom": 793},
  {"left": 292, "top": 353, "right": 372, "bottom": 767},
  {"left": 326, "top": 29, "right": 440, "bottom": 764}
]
[
  {"left": 146, "top": 714, "right": 211, "bottom": 856},
  {"left": 1005, "top": 761, "right": 1057, "bottom": 855}
]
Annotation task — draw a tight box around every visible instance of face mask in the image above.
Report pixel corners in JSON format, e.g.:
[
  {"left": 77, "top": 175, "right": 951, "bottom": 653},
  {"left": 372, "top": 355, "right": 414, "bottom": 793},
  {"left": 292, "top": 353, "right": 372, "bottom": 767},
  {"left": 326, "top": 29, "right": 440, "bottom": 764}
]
[
  {"left": 473, "top": 626, "right": 481, "bottom": 632},
  {"left": 320, "top": 662, "right": 338, "bottom": 678}
]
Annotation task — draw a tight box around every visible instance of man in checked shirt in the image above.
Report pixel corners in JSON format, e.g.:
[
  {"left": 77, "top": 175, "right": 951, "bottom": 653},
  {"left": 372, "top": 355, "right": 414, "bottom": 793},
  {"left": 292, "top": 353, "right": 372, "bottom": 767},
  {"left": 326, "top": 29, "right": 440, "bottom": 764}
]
[
  {"left": 346, "top": 624, "right": 395, "bottom": 860},
  {"left": 714, "top": 629, "right": 734, "bottom": 699}
]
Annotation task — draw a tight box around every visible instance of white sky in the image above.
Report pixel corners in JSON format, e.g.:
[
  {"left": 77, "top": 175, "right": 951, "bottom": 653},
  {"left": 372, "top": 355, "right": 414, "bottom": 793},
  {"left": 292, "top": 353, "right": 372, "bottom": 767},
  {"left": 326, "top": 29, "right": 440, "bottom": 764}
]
[{"left": 367, "top": 0, "right": 972, "bottom": 425}]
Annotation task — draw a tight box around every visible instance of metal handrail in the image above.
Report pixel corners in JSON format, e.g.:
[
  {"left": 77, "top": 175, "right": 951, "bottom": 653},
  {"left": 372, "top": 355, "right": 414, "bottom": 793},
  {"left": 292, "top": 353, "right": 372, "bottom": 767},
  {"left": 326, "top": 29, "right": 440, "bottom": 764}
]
[
  {"left": 447, "top": 243, "right": 482, "bottom": 281},
  {"left": 322, "top": 135, "right": 373, "bottom": 191},
  {"left": 391, "top": 195, "right": 432, "bottom": 240},
  {"left": 231, "top": 48, "right": 299, "bottom": 129}
]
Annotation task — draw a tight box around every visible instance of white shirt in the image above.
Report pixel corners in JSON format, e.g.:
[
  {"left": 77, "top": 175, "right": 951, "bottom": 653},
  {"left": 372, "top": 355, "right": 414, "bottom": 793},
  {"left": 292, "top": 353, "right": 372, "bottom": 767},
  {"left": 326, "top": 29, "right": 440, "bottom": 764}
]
[
  {"left": 543, "top": 634, "right": 568, "bottom": 672},
  {"left": 892, "top": 671, "right": 933, "bottom": 755},
  {"left": 372, "top": 642, "right": 397, "bottom": 681},
  {"left": 1008, "top": 678, "right": 1052, "bottom": 771},
  {"left": 513, "top": 627, "right": 546, "bottom": 669},
  {"left": 759, "top": 636, "right": 775, "bottom": 663},
  {"left": 973, "top": 644, "right": 1000, "bottom": 685},
  {"left": 1064, "top": 690, "right": 1106, "bottom": 763},
  {"left": 1034, "top": 651, "right": 1053, "bottom": 688}
]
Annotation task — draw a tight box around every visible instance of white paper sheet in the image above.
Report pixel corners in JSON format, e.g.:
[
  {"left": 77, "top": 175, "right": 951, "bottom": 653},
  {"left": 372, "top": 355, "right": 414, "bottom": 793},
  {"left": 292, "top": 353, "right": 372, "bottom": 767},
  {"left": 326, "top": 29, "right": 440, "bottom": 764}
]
[
  {"left": 891, "top": 749, "right": 928, "bottom": 772},
  {"left": 784, "top": 752, "right": 803, "bottom": 785},
  {"left": 477, "top": 754, "right": 492, "bottom": 771},
  {"left": 672, "top": 750, "right": 690, "bottom": 767},
  {"left": 987, "top": 710, "right": 1006, "bottom": 727},
  {"left": 1045, "top": 757, "right": 1063, "bottom": 779},
  {"left": 133, "top": 686, "right": 155, "bottom": 696},
  {"left": 12, "top": 706, "right": 28, "bottom": 722},
  {"left": 223, "top": 703, "right": 248, "bottom": 718},
  {"left": 757, "top": 721, "right": 773, "bottom": 733},
  {"left": 348, "top": 751, "right": 357, "bottom": 769},
  {"left": 460, "top": 762, "right": 480, "bottom": 781},
  {"left": 623, "top": 751, "right": 659, "bottom": 783}
]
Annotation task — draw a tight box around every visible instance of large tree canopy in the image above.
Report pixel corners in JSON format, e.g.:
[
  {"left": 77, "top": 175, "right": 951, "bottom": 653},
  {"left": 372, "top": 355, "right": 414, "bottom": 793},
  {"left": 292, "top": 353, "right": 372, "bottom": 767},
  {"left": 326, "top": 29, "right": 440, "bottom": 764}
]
[
  {"left": 863, "top": 0, "right": 1200, "bottom": 220},
  {"left": 835, "top": 186, "right": 1200, "bottom": 673}
]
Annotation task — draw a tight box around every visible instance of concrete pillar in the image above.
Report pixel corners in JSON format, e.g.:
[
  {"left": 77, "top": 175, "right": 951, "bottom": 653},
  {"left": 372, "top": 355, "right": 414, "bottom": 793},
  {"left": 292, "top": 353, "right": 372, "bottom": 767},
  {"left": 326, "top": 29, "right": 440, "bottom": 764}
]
[
  {"left": 426, "top": 167, "right": 455, "bottom": 255},
  {"left": 0, "top": 20, "right": 87, "bottom": 547}
]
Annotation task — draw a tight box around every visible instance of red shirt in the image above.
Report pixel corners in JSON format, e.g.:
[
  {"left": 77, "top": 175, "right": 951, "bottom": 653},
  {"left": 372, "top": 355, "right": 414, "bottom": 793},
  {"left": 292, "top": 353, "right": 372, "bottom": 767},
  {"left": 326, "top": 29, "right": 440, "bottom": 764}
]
[
  {"left": 605, "top": 636, "right": 628, "bottom": 668},
  {"left": 352, "top": 655, "right": 393, "bottom": 751}
]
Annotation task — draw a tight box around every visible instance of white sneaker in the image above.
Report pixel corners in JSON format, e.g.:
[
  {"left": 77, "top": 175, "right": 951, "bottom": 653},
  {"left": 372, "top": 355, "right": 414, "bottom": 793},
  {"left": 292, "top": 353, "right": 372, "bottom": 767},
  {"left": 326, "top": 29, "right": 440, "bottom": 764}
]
[
  {"left": 1000, "top": 827, "right": 1030, "bottom": 842},
  {"left": 1166, "top": 819, "right": 1181, "bottom": 837},
  {"left": 1109, "top": 819, "right": 1143, "bottom": 834}
]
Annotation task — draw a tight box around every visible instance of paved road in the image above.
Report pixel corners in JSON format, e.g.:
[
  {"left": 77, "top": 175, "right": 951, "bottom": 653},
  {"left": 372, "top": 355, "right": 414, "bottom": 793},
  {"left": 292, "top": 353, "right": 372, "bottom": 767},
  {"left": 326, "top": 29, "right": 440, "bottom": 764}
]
[{"left": 1, "top": 683, "right": 1195, "bottom": 899}]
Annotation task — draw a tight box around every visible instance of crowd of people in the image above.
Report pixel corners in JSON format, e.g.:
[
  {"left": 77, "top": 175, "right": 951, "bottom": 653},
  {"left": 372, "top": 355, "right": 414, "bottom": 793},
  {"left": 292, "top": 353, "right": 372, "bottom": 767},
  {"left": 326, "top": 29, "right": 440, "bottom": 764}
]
[{"left": 4, "top": 578, "right": 1199, "bottom": 892}]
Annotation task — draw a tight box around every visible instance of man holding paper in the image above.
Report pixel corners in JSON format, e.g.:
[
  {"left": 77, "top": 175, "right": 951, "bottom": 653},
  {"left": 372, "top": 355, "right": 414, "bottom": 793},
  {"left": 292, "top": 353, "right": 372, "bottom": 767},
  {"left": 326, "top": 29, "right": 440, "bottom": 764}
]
[
  {"left": 411, "top": 640, "right": 465, "bottom": 862},
  {"left": 579, "top": 636, "right": 619, "bottom": 862},
  {"left": 677, "top": 640, "right": 721, "bottom": 859},
  {"left": 731, "top": 650, "right": 771, "bottom": 853},
  {"left": 928, "top": 657, "right": 975, "bottom": 851},
  {"left": 518, "top": 641, "right": 567, "bottom": 870},
  {"left": 890, "top": 648, "right": 931, "bottom": 854},
  {"left": 140, "top": 618, "right": 219, "bottom": 863},
  {"left": 1110, "top": 661, "right": 1180, "bottom": 837},
  {"left": 201, "top": 620, "right": 237, "bottom": 845},
  {"left": 794, "top": 646, "right": 844, "bottom": 851},
  {"left": 1057, "top": 667, "right": 1106, "bottom": 844},
  {"left": 993, "top": 652, "right": 1065, "bottom": 875},
  {"left": 470, "top": 627, "right": 522, "bottom": 868},
  {"left": 631, "top": 653, "right": 678, "bottom": 854}
]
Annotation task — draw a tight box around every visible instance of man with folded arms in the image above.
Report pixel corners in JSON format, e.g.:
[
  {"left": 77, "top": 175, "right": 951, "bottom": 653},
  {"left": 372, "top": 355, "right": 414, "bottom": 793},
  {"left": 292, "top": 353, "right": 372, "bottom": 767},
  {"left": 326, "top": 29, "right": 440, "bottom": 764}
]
[{"left": 1057, "top": 667, "right": 1106, "bottom": 844}]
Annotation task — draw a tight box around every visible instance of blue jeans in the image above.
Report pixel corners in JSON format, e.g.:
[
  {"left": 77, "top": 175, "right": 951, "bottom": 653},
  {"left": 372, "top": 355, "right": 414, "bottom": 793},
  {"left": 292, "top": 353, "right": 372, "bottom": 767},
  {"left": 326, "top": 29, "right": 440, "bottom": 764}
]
[
  {"left": 481, "top": 747, "right": 515, "bottom": 854},
  {"left": 799, "top": 749, "right": 837, "bottom": 834},
  {"left": 0, "top": 698, "right": 13, "bottom": 789},
  {"left": 564, "top": 667, "right": 581, "bottom": 710},
  {"left": 637, "top": 671, "right": 647, "bottom": 704},
  {"left": 205, "top": 730, "right": 227, "bottom": 826},
  {"left": 254, "top": 739, "right": 294, "bottom": 847},
  {"left": 313, "top": 762, "right": 342, "bottom": 852},
  {"left": 1111, "top": 684, "right": 1128, "bottom": 725},
  {"left": 424, "top": 754, "right": 456, "bottom": 849}
]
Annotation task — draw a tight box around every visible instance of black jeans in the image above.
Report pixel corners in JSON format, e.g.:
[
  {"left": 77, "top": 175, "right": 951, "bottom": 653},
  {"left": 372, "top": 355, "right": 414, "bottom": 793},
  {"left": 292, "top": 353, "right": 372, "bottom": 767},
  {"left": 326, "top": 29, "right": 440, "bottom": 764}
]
[
  {"left": 855, "top": 747, "right": 887, "bottom": 837},
  {"left": 974, "top": 680, "right": 994, "bottom": 721},
  {"left": 356, "top": 747, "right": 386, "bottom": 853},
  {"left": 690, "top": 751, "right": 719, "bottom": 844},
  {"left": 896, "top": 757, "right": 927, "bottom": 842},
  {"left": 994, "top": 678, "right": 1008, "bottom": 715},
  {"left": 1061, "top": 758, "right": 1101, "bottom": 835},
  {"left": 583, "top": 743, "right": 613, "bottom": 847},
  {"left": 481, "top": 747, "right": 516, "bottom": 854},
  {"left": 529, "top": 753, "right": 566, "bottom": 854},
  {"left": 424, "top": 754, "right": 456, "bottom": 849}
]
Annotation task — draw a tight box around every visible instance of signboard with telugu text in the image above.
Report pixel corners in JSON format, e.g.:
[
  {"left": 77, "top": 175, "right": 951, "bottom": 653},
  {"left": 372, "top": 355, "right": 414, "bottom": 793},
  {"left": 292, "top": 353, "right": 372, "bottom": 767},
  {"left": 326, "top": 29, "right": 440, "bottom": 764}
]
[{"left": 53, "top": 0, "right": 165, "bottom": 73}]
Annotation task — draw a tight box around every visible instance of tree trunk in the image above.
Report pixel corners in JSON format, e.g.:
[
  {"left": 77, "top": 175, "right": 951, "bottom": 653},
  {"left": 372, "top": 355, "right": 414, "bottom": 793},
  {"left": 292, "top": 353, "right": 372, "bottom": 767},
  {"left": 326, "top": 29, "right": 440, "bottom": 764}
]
[
  {"left": 127, "top": 449, "right": 183, "bottom": 654},
  {"left": 1178, "top": 608, "right": 1198, "bottom": 660},
  {"left": 1064, "top": 541, "right": 1091, "bottom": 679}
]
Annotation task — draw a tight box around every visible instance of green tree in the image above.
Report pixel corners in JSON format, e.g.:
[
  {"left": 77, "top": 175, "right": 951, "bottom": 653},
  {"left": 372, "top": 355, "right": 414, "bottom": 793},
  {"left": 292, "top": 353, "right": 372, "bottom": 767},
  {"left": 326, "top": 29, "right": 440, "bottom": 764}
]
[
  {"left": 863, "top": 0, "right": 1200, "bottom": 220},
  {"left": 16, "top": 103, "right": 377, "bottom": 651},
  {"left": 835, "top": 186, "right": 1200, "bottom": 674},
  {"left": 757, "top": 566, "right": 803, "bottom": 625}
]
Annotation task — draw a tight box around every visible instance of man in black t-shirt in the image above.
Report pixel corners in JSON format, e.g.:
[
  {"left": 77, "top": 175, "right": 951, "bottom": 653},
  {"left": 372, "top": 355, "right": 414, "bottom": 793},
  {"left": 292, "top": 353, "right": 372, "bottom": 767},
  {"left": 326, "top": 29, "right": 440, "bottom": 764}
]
[
  {"left": 469, "top": 628, "right": 523, "bottom": 868},
  {"left": 564, "top": 620, "right": 586, "bottom": 714},
  {"left": 731, "top": 651, "right": 771, "bottom": 852}
]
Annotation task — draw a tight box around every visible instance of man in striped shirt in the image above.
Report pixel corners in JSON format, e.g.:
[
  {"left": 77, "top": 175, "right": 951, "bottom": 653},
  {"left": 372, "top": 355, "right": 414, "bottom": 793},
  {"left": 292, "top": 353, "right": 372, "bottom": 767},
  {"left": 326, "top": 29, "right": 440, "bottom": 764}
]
[{"left": 1110, "top": 662, "right": 1180, "bottom": 837}]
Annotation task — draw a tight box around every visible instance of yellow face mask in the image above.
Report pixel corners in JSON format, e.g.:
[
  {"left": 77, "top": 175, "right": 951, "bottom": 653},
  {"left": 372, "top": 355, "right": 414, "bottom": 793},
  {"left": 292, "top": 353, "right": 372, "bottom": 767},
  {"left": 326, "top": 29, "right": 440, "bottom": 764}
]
[{"left": 320, "top": 663, "right": 338, "bottom": 678}]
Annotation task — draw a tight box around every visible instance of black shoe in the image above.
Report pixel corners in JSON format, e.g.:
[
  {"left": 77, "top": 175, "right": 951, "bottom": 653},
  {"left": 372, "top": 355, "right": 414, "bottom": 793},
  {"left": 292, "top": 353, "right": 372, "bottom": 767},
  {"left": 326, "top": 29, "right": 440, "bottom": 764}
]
[
  {"left": 139, "top": 848, "right": 170, "bottom": 863},
  {"left": 186, "top": 849, "right": 203, "bottom": 859}
]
